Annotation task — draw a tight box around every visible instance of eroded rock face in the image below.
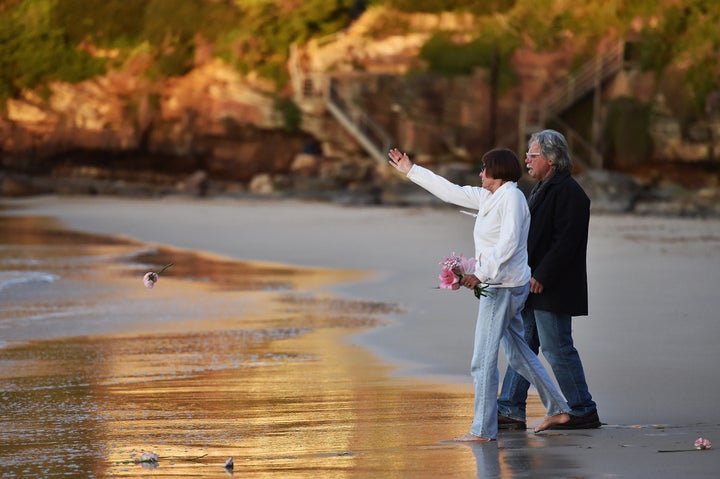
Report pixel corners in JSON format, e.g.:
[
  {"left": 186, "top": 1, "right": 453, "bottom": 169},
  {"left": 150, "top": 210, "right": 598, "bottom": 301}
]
[
  {"left": 1, "top": 9, "right": 719, "bottom": 211},
  {"left": 0, "top": 58, "right": 317, "bottom": 191}
]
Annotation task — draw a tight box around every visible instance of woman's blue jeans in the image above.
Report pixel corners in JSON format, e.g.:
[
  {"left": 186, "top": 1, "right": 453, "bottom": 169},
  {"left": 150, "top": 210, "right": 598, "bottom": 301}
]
[
  {"left": 497, "top": 308, "right": 597, "bottom": 421},
  {"left": 470, "top": 285, "right": 569, "bottom": 439}
]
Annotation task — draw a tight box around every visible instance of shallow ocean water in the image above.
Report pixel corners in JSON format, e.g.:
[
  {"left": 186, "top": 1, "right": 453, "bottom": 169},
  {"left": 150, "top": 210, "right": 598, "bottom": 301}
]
[
  {"left": 4, "top": 201, "right": 720, "bottom": 478},
  {"left": 0, "top": 214, "right": 491, "bottom": 478}
]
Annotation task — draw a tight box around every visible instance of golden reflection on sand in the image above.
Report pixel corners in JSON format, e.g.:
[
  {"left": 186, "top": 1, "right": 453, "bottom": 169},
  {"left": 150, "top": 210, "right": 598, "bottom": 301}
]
[
  {"left": 0, "top": 214, "right": 549, "bottom": 478},
  {"left": 97, "top": 327, "right": 481, "bottom": 477}
]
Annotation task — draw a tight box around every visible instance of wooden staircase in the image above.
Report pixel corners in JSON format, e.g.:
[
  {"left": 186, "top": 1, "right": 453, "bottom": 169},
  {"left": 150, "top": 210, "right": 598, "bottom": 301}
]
[
  {"left": 517, "top": 42, "right": 626, "bottom": 169},
  {"left": 290, "top": 42, "right": 625, "bottom": 170},
  {"left": 289, "top": 44, "right": 394, "bottom": 165},
  {"left": 325, "top": 79, "right": 393, "bottom": 165}
]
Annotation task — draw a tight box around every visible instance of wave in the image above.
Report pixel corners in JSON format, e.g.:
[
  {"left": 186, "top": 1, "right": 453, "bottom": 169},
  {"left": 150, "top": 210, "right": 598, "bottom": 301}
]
[{"left": 0, "top": 271, "right": 60, "bottom": 293}]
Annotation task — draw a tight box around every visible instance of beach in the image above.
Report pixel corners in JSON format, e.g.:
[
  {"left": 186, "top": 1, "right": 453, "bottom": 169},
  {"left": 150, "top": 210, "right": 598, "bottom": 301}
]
[{"left": 1, "top": 194, "right": 719, "bottom": 478}]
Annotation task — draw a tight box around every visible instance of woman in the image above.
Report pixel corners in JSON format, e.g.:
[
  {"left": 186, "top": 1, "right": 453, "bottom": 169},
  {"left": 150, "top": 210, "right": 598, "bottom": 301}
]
[{"left": 387, "top": 147, "right": 570, "bottom": 441}]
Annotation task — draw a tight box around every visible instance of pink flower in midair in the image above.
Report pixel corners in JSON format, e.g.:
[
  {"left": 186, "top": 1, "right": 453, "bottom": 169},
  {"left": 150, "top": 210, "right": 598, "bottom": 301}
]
[
  {"left": 143, "top": 272, "right": 157, "bottom": 289},
  {"left": 143, "top": 263, "right": 174, "bottom": 289}
]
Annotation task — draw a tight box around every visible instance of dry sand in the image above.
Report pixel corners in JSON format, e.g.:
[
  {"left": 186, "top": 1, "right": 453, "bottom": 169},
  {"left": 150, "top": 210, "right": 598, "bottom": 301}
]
[{"left": 3, "top": 194, "right": 720, "bottom": 478}]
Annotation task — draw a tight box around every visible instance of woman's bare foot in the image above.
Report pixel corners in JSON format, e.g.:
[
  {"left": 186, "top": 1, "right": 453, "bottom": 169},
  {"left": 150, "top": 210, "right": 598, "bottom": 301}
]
[
  {"left": 534, "top": 413, "right": 570, "bottom": 433},
  {"left": 453, "top": 433, "right": 495, "bottom": 442}
]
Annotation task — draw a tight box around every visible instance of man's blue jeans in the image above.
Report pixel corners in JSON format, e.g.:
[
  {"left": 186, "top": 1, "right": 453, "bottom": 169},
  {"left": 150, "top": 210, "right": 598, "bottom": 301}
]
[{"left": 497, "top": 308, "right": 596, "bottom": 421}]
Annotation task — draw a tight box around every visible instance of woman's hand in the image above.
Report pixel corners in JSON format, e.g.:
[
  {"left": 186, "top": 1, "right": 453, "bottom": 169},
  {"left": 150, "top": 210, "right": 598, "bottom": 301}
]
[
  {"left": 388, "top": 148, "right": 413, "bottom": 174},
  {"left": 461, "top": 274, "right": 481, "bottom": 289}
]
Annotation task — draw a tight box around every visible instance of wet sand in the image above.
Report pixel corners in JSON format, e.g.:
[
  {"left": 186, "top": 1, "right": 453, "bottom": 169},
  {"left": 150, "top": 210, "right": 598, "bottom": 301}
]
[{"left": 2, "top": 195, "right": 720, "bottom": 478}]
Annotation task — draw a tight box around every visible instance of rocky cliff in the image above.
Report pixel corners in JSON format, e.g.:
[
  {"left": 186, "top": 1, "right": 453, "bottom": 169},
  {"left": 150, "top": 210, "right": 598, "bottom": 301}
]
[{"left": 1, "top": 10, "right": 719, "bottom": 216}]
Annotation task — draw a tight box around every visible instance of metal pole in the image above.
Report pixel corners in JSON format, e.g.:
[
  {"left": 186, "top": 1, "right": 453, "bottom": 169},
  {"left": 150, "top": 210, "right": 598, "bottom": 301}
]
[{"left": 591, "top": 54, "right": 602, "bottom": 169}]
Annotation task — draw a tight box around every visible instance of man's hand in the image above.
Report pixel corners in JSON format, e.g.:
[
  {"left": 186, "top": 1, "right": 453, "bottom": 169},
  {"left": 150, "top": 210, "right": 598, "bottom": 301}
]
[{"left": 530, "top": 277, "right": 544, "bottom": 294}]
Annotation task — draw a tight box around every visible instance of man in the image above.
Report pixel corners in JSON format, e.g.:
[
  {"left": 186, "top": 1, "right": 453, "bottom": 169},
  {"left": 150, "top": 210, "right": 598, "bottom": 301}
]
[{"left": 497, "top": 129, "right": 601, "bottom": 430}]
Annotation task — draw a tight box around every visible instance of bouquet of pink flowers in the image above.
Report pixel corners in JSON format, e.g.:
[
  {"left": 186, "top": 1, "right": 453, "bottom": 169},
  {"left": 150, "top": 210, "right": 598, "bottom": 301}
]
[{"left": 438, "top": 253, "right": 494, "bottom": 299}]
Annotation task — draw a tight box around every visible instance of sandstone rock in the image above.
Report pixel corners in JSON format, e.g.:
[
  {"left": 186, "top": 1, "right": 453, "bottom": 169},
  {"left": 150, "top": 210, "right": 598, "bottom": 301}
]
[
  {"left": 0, "top": 10, "right": 718, "bottom": 215},
  {"left": 649, "top": 116, "right": 682, "bottom": 146},
  {"left": 436, "top": 162, "right": 475, "bottom": 185},
  {"left": 248, "top": 174, "right": 274, "bottom": 194},
  {"left": 687, "top": 122, "right": 712, "bottom": 142},
  {"left": 0, "top": 173, "right": 50, "bottom": 197},
  {"left": 160, "top": 60, "right": 279, "bottom": 129},
  {"left": 696, "top": 186, "right": 720, "bottom": 200},
  {"left": 291, "top": 153, "right": 321, "bottom": 176},
  {"left": 7, "top": 99, "right": 61, "bottom": 130},
  {"left": 669, "top": 142, "right": 710, "bottom": 162},
  {"left": 319, "top": 157, "right": 371, "bottom": 183},
  {"left": 178, "top": 170, "right": 208, "bottom": 196},
  {"left": 576, "top": 170, "right": 640, "bottom": 213}
]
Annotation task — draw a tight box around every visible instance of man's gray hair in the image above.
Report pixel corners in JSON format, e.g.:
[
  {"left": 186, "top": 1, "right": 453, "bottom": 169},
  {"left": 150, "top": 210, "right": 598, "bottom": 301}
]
[{"left": 529, "top": 129, "right": 573, "bottom": 173}]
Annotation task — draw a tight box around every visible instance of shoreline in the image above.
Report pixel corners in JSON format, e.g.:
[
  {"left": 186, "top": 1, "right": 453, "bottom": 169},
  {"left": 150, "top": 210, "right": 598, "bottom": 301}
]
[
  {"left": 2, "top": 194, "right": 720, "bottom": 477},
  {"left": 4, "top": 196, "right": 720, "bottom": 421},
  {"left": 8, "top": 196, "right": 720, "bottom": 424},
  {"left": 4, "top": 195, "right": 720, "bottom": 424},
  {"left": 1, "top": 195, "right": 480, "bottom": 375}
]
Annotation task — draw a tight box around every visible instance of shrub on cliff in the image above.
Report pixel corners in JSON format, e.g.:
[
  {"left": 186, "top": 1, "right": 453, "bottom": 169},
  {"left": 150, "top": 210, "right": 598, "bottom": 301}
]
[
  {"left": 634, "top": 0, "right": 720, "bottom": 113},
  {"left": 1, "top": 0, "right": 718, "bottom": 115},
  {"left": 51, "top": 0, "right": 147, "bottom": 47},
  {"left": 275, "top": 98, "right": 302, "bottom": 133},
  {"left": 419, "top": 18, "right": 519, "bottom": 93},
  {"left": 603, "top": 97, "right": 653, "bottom": 169},
  {"left": 0, "top": 0, "right": 356, "bottom": 99},
  {"left": 0, "top": 0, "right": 105, "bottom": 103},
  {"left": 382, "top": 0, "right": 515, "bottom": 15},
  {"left": 217, "top": 0, "right": 356, "bottom": 86}
]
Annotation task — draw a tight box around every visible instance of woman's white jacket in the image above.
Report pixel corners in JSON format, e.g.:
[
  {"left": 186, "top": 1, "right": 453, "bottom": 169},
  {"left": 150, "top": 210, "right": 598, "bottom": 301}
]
[{"left": 407, "top": 164, "right": 531, "bottom": 287}]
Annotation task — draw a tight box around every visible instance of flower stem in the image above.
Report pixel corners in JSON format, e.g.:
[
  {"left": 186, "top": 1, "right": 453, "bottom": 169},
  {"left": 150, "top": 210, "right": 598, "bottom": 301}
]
[
  {"left": 156, "top": 263, "right": 174, "bottom": 275},
  {"left": 657, "top": 449, "right": 703, "bottom": 453},
  {"left": 473, "top": 283, "right": 499, "bottom": 299}
]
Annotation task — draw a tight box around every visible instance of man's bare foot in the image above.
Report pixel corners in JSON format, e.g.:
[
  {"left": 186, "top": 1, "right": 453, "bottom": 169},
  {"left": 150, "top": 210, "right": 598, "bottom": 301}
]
[
  {"left": 452, "top": 433, "right": 495, "bottom": 442},
  {"left": 534, "top": 413, "right": 570, "bottom": 433}
]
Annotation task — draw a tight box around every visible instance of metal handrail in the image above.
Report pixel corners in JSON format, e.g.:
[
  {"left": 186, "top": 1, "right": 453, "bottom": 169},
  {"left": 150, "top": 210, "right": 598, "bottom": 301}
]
[
  {"left": 541, "top": 42, "right": 624, "bottom": 116},
  {"left": 290, "top": 40, "right": 394, "bottom": 164},
  {"left": 517, "top": 42, "right": 625, "bottom": 169}
]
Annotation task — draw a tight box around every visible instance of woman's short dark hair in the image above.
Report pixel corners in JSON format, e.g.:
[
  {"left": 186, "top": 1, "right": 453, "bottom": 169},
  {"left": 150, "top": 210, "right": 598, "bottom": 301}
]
[{"left": 482, "top": 148, "right": 522, "bottom": 182}]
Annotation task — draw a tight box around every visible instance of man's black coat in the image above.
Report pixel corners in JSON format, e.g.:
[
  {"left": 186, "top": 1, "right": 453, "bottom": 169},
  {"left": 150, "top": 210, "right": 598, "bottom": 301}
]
[{"left": 525, "top": 170, "right": 590, "bottom": 316}]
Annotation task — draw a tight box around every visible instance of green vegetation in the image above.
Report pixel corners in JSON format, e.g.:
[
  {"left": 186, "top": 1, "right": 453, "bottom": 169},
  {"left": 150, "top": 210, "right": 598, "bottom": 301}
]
[
  {"left": 635, "top": 0, "right": 720, "bottom": 112},
  {"left": 274, "top": 97, "right": 302, "bottom": 133},
  {"left": 383, "top": 0, "right": 515, "bottom": 15},
  {"left": 51, "top": 0, "right": 147, "bottom": 46},
  {"left": 0, "top": 0, "right": 106, "bottom": 101},
  {"left": 419, "top": 18, "right": 519, "bottom": 93},
  {"left": 0, "top": 0, "right": 357, "bottom": 102},
  {"left": 420, "top": 34, "right": 483, "bottom": 76},
  {"left": 603, "top": 97, "right": 653, "bottom": 169},
  {"left": 217, "top": 0, "right": 355, "bottom": 85},
  {"left": 411, "top": 0, "right": 719, "bottom": 114},
  {"left": 0, "top": 0, "right": 717, "bottom": 117}
]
